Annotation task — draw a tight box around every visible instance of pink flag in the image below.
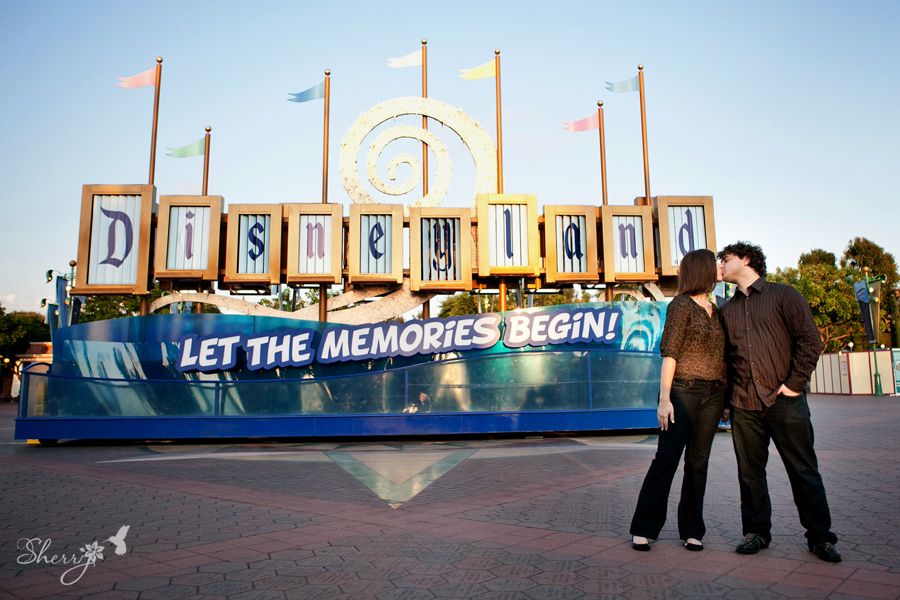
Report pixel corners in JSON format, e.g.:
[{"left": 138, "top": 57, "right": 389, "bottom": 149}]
[
  {"left": 117, "top": 66, "right": 157, "bottom": 88},
  {"left": 562, "top": 112, "right": 600, "bottom": 132}
]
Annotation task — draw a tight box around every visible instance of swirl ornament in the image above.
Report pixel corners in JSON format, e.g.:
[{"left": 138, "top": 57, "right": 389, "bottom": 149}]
[{"left": 339, "top": 97, "right": 498, "bottom": 206}]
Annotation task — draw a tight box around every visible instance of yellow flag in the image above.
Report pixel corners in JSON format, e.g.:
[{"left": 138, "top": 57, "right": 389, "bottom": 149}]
[{"left": 458, "top": 59, "right": 495, "bottom": 80}]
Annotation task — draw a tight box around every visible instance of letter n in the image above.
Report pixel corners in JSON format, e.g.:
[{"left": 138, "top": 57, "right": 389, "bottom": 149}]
[
  {"left": 618, "top": 223, "right": 638, "bottom": 259},
  {"left": 306, "top": 221, "right": 325, "bottom": 258}
]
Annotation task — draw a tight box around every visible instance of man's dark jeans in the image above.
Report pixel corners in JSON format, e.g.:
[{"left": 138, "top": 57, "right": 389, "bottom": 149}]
[
  {"left": 630, "top": 379, "right": 725, "bottom": 541},
  {"left": 732, "top": 393, "right": 838, "bottom": 547}
]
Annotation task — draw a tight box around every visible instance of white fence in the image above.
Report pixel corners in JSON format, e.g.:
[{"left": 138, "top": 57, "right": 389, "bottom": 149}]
[{"left": 810, "top": 349, "right": 896, "bottom": 395}]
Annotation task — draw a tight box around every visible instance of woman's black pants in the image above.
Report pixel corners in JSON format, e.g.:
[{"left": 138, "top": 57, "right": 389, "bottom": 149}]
[{"left": 630, "top": 379, "right": 725, "bottom": 541}]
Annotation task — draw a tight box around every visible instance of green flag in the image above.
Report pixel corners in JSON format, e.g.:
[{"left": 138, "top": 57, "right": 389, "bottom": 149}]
[{"left": 166, "top": 137, "right": 205, "bottom": 158}]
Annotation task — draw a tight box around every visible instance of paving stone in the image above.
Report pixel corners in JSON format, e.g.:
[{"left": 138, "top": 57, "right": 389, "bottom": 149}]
[
  {"left": 252, "top": 575, "right": 308, "bottom": 591},
  {"left": 225, "top": 568, "right": 277, "bottom": 582},
  {"left": 197, "top": 579, "right": 255, "bottom": 595},
  {"left": 113, "top": 576, "right": 169, "bottom": 591},
  {"left": 0, "top": 397, "right": 896, "bottom": 600},
  {"left": 137, "top": 584, "right": 197, "bottom": 599}
]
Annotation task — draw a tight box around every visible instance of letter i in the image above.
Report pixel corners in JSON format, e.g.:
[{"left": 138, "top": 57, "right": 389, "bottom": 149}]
[{"left": 184, "top": 211, "right": 195, "bottom": 260}]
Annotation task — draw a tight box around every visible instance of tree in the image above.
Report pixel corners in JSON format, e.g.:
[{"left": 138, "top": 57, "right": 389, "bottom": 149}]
[
  {"left": 438, "top": 293, "right": 480, "bottom": 317},
  {"left": 840, "top": 237, "right": 898, "bottom": 347},
  {"left": 798, "top": 249, "right": 836, "bottom": 267},
  {"left": 79, "top": 287, "right": 165, "bottom": 322},
  {"left": 768, "top": 262, "right": 863, "bottom": 353},
  {"left": 79, "top": 287, "right": 219, "bottom": 322},
  {"left": 840, "top": 237, "right": 898, "bottom": 289},
  {"left": 0, "top": 304, "right": 50, "bottom": 360}
]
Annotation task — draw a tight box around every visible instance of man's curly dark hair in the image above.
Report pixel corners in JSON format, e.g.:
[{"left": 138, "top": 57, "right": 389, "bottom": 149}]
[{"left": 717, "top": 241, "right": 767, "bottom": 277}]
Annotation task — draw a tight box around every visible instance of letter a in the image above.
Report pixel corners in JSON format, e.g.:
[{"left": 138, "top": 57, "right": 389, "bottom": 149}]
[{"left": 563, "top": 222, "right": 583, "bottom": 260}]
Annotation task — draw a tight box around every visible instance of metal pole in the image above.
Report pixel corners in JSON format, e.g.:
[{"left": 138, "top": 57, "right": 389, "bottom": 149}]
[
  {"left": 421, "top": 39, "right": 429, "bottom": 198},
  {"left": 202, "top": 126, "right": 211, "bottom": 195},
  {"left": 148, "top": 57, "right": 163, "bottom": 185},
  {"left": 319, "top": 69, "right": 331, "bottom": 324},
  {"left": 494, "top": 49, "right": 506, "bottom": 312},
  {"left": 597, "top": 101, "right": 608, "bottom": 206},
  {"left": 637, "top": 64, "right": 651, "bottom": 206},
  {"left": 494, "top": 49, "right": 504, "bottom": 193},
  {"left": 865, "top": 269, "right": 883, "bottom": 396}
]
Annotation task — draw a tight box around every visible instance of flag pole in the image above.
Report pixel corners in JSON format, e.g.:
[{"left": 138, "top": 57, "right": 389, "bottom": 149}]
[
  {"left": 319, "top": 69, "right": 332, "bottom": 323},
  {"left": 202, "top": 126, "right": 211, "bottom": 195},
  {"left": 421, "top": 39, "right": 429, "bottom": 198},
  {"left": 148, "top": 56, "right": 163, "bottom": 185},
  {"left": 194, "top": 124, "right": 213, "bottom": 315},
  {"left": 597, "top": 101, "right": 608, "bottom": 207},
  {"left": 494, "top": 49, "right": 508, "bottom": 312},
  {"left": 637, "top": 64, "right": 651, "bottom": 206},
  {"left": 420, "top": 40, "right": 431, "bottom": 319},
  {"left": 494, "top": 49, "right": 504, "bottom": 194}
]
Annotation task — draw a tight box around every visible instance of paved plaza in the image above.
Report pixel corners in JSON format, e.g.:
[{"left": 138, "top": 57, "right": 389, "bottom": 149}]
[{"left": 1, "top": 394, "right": 898, "bottom": 599}]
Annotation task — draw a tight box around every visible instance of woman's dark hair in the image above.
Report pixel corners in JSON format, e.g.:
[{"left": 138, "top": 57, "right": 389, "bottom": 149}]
[
  {"left": 717, "top": 241, "right": 767, "bottom": 277},
  {"left": 677, "top": 249, "right": 718, "bottom": 296}
]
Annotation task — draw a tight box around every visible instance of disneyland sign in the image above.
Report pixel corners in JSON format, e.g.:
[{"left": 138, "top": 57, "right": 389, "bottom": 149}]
[{"left": 176, "top": 306, "right": 622, "bottom": 372}]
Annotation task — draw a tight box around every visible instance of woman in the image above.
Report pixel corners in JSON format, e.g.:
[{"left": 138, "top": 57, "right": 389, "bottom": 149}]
[{"left": 629, "top": 248, "right": 726, "bottom": 552}]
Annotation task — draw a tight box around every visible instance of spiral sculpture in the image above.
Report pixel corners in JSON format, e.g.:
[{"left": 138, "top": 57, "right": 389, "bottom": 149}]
[{"left": 339, "top": 97, "right": 498, "bottom": 206}]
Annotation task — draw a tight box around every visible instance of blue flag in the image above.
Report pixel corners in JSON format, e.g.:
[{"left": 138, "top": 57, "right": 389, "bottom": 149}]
[{"left": 288, "top": 80, "right": 325, "bottom": 103}]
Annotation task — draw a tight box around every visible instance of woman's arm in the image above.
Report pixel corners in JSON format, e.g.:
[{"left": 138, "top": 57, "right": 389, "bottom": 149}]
[{"left": 658, "top": 356, "right": 677, "bottom": 430}]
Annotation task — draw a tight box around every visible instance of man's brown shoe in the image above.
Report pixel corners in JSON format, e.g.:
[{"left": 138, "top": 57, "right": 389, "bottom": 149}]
[
  {"left": 735, "top": 533, "right": 769, "bottom": 554},
  {"left": 810, "top": 542, "right": 842, "bottom": 563}
]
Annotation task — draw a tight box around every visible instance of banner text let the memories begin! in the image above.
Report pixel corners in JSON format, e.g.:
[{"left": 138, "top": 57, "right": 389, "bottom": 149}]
[{"left": 176, "top": 307, "right": 621, "bottom": 373}]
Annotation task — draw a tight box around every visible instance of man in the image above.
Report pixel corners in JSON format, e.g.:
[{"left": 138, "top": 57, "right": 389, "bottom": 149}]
[{"left": 718, "top": 241, "right": 840, "bottom": 563}]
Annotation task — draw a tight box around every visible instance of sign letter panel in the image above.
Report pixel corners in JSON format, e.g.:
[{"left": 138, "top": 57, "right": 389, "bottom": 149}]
[
  {"left": 601, "top": 205, "right": 656, "bottom": 283},
  {"left": 653, "top": 196, "right": 716, "bottom": 276},
  {"left": 348, "top": 204, "right": 403, "bottom": 284},
  {"left": 286, "top": 203, "right": 343, "bottom": 284},
  {"left": 476, "top": 194, "right": 540, "bottom": 277},
  {"left": 409, "top": 208, "right": 473, "bottom": 291},
  {"left": 543, "top": 205, "right": 599, "bottom": 283},
  {"left": 224, "top": 204, "right": 282, "bottom": 286},
  {"left": 74, "top": 184, "right": 154, "bottom": 295},
  {"left": 154, "top": 195, "right": 222, "bottom": 281}
]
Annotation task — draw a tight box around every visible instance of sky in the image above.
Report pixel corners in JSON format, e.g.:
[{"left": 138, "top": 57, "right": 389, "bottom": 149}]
[{"left": 1, "top": 1, "right": 898, "bottom": 312}]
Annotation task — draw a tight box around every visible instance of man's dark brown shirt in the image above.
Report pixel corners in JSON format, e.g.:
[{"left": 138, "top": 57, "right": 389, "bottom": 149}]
[{"left": 720, "top": 277, "right": 823, "bottom": 410}]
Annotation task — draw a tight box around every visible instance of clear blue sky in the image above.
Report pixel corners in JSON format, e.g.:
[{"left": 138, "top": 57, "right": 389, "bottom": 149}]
[{"left": 2, "top": 1, "right": 898, "bottom": 311}]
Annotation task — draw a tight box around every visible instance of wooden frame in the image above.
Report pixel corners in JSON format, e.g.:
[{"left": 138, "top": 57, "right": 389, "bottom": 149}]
[
  {"left": 348, "top": 204, "right": 404, "bottom": 284},
  {"left": 543, "top": 205, "right": 600, "bottom": 283},
  {"left": 476, "top": 193, "right": 540, "bottom": 277},
  {"left": 285, "top": 203, "right": 343, "bottom": 284},
  {"left": 73, "top": 184, "right": 155, "bottom": 295},
  {"left": 223, "top": 204, "right": 283, "bottom": 285},
  {"left": 154, "top": 195, "right": 223, "bottom": 281},
  {"left": 600, "top": 205, "right": 657, "bottom": 283},
  {"left": 653, "top": 196, "right": 716, "bottom": 276},
  {"left": 409, "top": 207, "right": 473, "bottom": 291}
]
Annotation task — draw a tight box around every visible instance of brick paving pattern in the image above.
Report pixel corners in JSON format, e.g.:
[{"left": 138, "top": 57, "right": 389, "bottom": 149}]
[{"left": 1, "top": 394, "right": 898, "bottom": 599}]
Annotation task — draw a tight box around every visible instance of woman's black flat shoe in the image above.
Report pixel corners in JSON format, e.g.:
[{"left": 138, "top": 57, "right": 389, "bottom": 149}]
[
  {"left": 631, "top": 542, "right": 651, "bottom": 551},
  {"left": 684, "top": 541, "right": 704, "bottom": 551}
]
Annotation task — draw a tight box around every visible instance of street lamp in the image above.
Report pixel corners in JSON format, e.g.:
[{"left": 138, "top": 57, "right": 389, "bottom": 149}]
[{"left": 863, "top": 267, "right": 885, "bottom": 396}]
